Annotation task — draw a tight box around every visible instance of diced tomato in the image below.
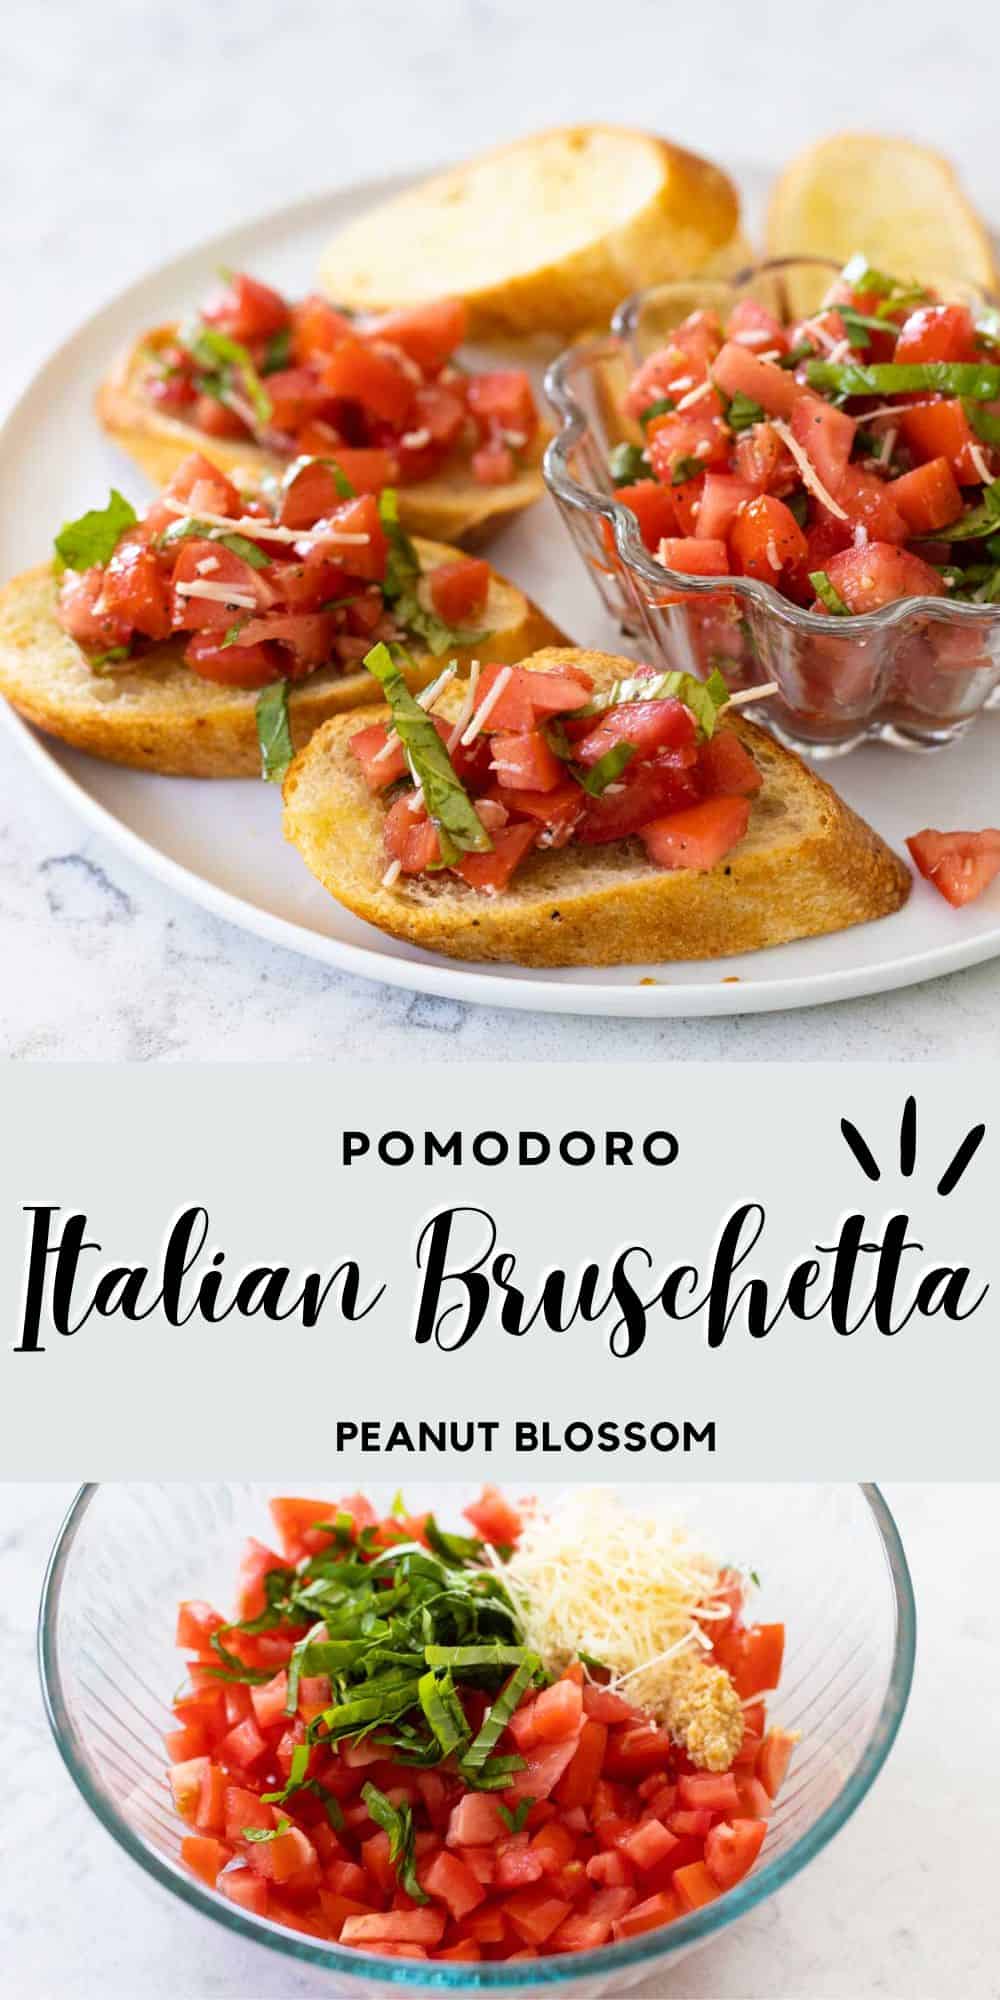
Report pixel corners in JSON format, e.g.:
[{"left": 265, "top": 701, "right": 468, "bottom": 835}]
[
  {"left": 494, "top": 779, "right": 584, "bottom": 848},
  {"left": 170, "top": 540, "right": 274, "bottom": 633},
  {"left": 292, "top": 295, "right": 354, "bottom": 361},
  {"left": 195, "top": 1762, "right": 227, "bottom": 1834},
  {"left": 889, "top": 456, "right": 963, "bottom": 534},
  {"left": 657, "top": 536, "right": 729, "bottom": 578},
  {"left": 582, "top": 1685, "right": 640, "bottom": 1725},
  {"left": 204, "top": 272, "right": 289, "bottom": 343},
  {"left": 219, "top": 1866, "right": 270, "bottom": 1915},
  {"left": 611, "top": 1890, "right": 678, "bottom": 1939},
  {"left": 713, "top": 342, "right": 804, "bottom": 419},
  {"left": 667, "top": 1809, "right": 714, "bottom": 1839},
  {"left": 250, "top": 1671, "right": 289, "bottom": 1731},
  {"left": 575, "top": 697, "right": 696, "bottom": 770},
  {"left": 220, "top": 1716, "right": 267, "bottom": 1770},
  {"left": 825, "top": 542, "right": 945, "bottom": 614},
  {"left": 446, "top": 1794, "right": 508, "bottom": 1848},
  {"left": 894, "top": 303, "right": 978, "bottom": 365},
  {"left": 726, "top": 299, "right": 787, "bottom": 355},
  {"left": 898, "top": 400, "right": 987, "bottom": 484},
  {"left": 906, "top": 827, "right": 1000, "bottom": 907},
  {"left": 833, "top": 466, "right": 909, "bottom": 546},
  {"left": 669, "top": 473, "right": 707, "bottom": 537},
  {"left": 714, "top": 1622, "right": 785, "bottom": 1699},
  {"left": 184, "top": 632, "right": 283, "bottom": 688},
  {"left": 700, "top": 730, "right": 762, "bottom": 798},
  {"left": 58, "top": 567, "right": 132, "bottom": 652},
  {"left": 504, "top": 1888, "right": 573, "bottom": 1946},
  {"left": 695, "top": 474, "right": 758, "bottom": 542},
  {"left": 341, "top": 1909, "right": 447, "bottom": 1946},
  {"left": 756, "top": 1728, "right": 798, "bottom": 1800},
  {"left": 489, "top": 728, "right": 564, "bottom": 793},
  {"left": 705, "top": 1818, "right": 768, "bottom": 1890},
  {"left": 162, "top": 451, "right": 243, "bottom": 519},
  {"left": 729, "top": 494, "right": 808, "bottom": 585},
  {"left": 192, "top": 393, "right": 251, "bottom": 439},
  {"left": 455, "top": 821, "right": 538, "bottom": 893},
  {"left": 421, "top": 1850, "right": 486, "bottom": 1920},
  {"left": 472, "top": 441, "right": 516, "bottom": 484},
  {"left": 370, "top": 299, "right": 467, "bottom": 374},
  {"left": 427, "top": 557, "right": 491, "bottom": 627},
  {"left": 320, "top": 338, "right": 414, "bottom": 426},
  {"left": 176, "top": 1601, "right": 225, "bottom": 1651},
  {"left": 181, "top": 1834, "right": 232, "bottom": 1888},
  {"left": 647, "top": 405, "right": 729, "bottom": 483},
  {"left": 735, "top": 1774, "right": 774, "bottom": 1821},
  {"left": 462, "top": 1484, "right": 523, "bottom": 1544},
  {"left": 616, "top": 1820, "right": 678, "bottom": 1873},
  {"left": 383, "top": 796, "right": 442, "bottom": 875},
  {"left": 554, "top": 1720, "right": 607, "bottom": 1809},
  {"left": 531, "top": 1678, "right": 584, "bottom": 1743},
  {"left": 170, "top": 1757, "right": 211, "bottom": 1825},
  {"left": 790, "top": 394, "right": 855, "bottom": 495},
  {"left": 467, "top": 369, "right": 537, "bottom": 445},
  {"left": 100, "top": 536, "right": 173, "bottom": 641},
  {"left": 677, "top": 1772, "right": 741, "bottom": 1814},
  {"left": 673, "top": 1861, "right": 723, "bottom": 1913},
  {"left": 576, "top": 752, "right": 702, "bottom": 845},
  {"left": 615, "top": 480, "right": 678, "bottom": 551},
  {"left": 601, "top": 1723, "right": 676, "bottom": 1780},
  {"left": 641, "top": 794, "right": 750, "bottom": 871},
  {"left": 733, "top": 422, "right": 798, "bottom": 496}
]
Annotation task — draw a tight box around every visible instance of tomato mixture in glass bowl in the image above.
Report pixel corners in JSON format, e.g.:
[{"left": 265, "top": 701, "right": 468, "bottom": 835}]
[
  {"left": 544, "top": 257, "right": 1000, "bottom": 753},
  {"left": 139, "top": 272, "right": 540, "bottom": 491},
  {"left": 159, "top": 1487, "right": 793, "bottom": 1965}
]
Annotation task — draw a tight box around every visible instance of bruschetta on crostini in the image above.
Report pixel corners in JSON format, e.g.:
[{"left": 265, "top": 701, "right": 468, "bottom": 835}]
[
  {"left": 283, "top": 645, "right": 911, "bottom": 965},
  {"left": 0, "top": 453, "right": 564, "bottom": 778},
  {"left": 96, "top": 274, "right": 548, "bottom": 546}
]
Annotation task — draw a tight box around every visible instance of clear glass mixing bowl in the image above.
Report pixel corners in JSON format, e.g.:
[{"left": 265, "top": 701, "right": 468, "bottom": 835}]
[{"left": 38, "top": 1483, "right": 915, "bottom": 1996}]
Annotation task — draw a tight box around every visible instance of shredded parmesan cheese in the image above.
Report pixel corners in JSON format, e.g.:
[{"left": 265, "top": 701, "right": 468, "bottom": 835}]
[
  {"left": 770, "top": 418, "right": 848, "bottom": 520},
  {"left": 969, "top": 442, "right": 992, "bottom": 485},
  {"left": 504, "top": 1490, "right": 731, "bottom": 1722},
  {"left": 160, "top": 498, "right": 368, "bottom": 549},
  {"left": 460, "top": 666, "right": 512, "bottom": 745},
  {"left": 877, "top": 427, "right": 897, "bottom": 469},
  {"left": 172, "top": 580, "right": 258, "bottom": 607},
  {"left": 381, "top": 860, "right": 402, "bottom": 888},
  {"left": 674, "top": 379, "right": 715, "bottom": 413},
  {"left": 447, "top": 660, "right": 481, "bottom": 752}
]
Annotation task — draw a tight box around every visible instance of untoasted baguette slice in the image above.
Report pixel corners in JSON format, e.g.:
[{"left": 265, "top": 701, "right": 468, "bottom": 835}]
[
  {"left": 316, "top": 126, "right": 745, "bottom": 338},
  {"left": 96, "top": 329, "right": 548, "bottom": 547},
  {"left": 283, "top": 646, "right": 910, "bottom": 966},
  {"left": 0, "top": 541, "right": 564, "bottom": 779},
  {"left": 767, "top": 133, "right": 998, "bottom": 317}
]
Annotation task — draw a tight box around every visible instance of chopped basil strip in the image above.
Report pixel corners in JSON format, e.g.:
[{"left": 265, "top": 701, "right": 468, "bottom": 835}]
[
  {"left": 838, "top": 256, "right": 929, "bottom": 317},
  {"left": 579, "top": 743, "right": 636, "bottom": 796},
  {"left": 671, "top": 453, "right": 706, "bottom": 485},
  {"left": 54, "top": 490, "right": 137, "bottom": 572},
  {"left": 361, "top": 1784, "right": 428, "bottom": 1904},
  {"left": 497, "top": 1797, "right": 535, "bottom": 1834},
  {"left": 159, "top": 516, "right": 271, "bottom": 567},
  {"left": 723, "top": 390, "right": 765, "bottom": 433},
  {"left": 423, "top": 1518, "right": 485, "bottom": 1567},
  {"left": 806, "top": 359, "right": 1000, "bottom": 401},
  {"left": 778, "top": 341, "right": 814, "bottom": 370},
  {"left": 933, "top": 478, "right": 1000, "bottom": 541},
  {"left": 837, "top": 306, "right": 893, "bottom": 350},
  {"left": 423, "top": 1644, "right": 541, "bottom": 1672},
  {"left": 965, "top": 400, "right": 1000, "bottom": 448},
  {"left": 244, "top": 1817, "right": 292, "bottom": 1843},
  {"left": 419, "top": 1667, "right": 470, "bottom": 1757},
  {"left": 639, "top": 396, "right": 675, "bottom": 428},
  {"left": 609, "top": 441, "right": 649, "bottom": 485},
  {"left": 569, "top": 666, "right": 730, "bottom": 739},
  {"left": 280, "top": 451, "right": 357, "bottom": 502},
  {"left": 809, "top": 570, "right": 851, "bottom": 616},
  {"left": 377, "top": 491, "right": 489, "bottom": 655},
  {"left": 181, "top": 322, "right": 272, "bottom": 424},
  {"left": 261, "top": 328, "right": 292, "bottom": 373},
  {"left": 460, "top": 1660, "right": 537, "bottom": 1771},
  {"left": 87, "top": 645, "right": 132, "bottom": 670},
  {"left": 363, "top": 642, "right": 492, "bottom": 861},
  {"left": 256, "top": 681, "right": 295, "bottom": 784}
]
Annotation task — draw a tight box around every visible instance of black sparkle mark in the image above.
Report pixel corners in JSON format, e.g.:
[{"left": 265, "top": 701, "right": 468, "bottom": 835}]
[
  {"left": 937, "top": 1123, "right": 986, "bottom": 1198},
  {"left": 840, "top": 1117, "right": 881, "bottom": 1182},
  {"left": 899, "top": 1095, "right": 917, "bottom": 1178}
]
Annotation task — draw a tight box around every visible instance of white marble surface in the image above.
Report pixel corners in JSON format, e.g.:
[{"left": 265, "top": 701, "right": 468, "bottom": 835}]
[
  {"left": 2, "top": 0, "right": 1000, "bottom": 1058},
  {"left": 3, "top": 1483, "right": 998, "bottom": 1999}
]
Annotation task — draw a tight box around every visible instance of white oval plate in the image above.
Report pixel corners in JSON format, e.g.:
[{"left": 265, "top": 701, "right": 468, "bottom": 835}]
[{"left": 1, "top": 171, "right": 998, "bottom": 1017}]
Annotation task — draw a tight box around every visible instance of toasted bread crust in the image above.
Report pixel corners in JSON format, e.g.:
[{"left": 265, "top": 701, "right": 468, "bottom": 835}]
[
  {"left": 283, "top": 647, "right": 911, "bottom": 966},
  {"left": 0, "top": 545, "right": 565, "bottom": 778},
  {"left": 316, "top": 126, "right": 745, "bottom": 338},
  {"left": 96, "top": 330, "right": 549, "bottom": 548}
]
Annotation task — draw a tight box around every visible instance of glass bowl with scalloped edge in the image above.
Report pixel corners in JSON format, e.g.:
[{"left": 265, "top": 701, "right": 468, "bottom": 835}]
[
  {"left": 543, "top": 258, "right": 1000, "bottom": 757},
  {"left": 39, "top": 1482, "right": 914, "bottom": 1997}
]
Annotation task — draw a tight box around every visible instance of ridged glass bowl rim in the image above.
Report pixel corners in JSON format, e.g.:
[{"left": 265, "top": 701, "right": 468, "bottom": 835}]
[
  {"left": 543, "top": 256, "right": 1000, "bottom": 640},
  {"left": 38, "top": 1483, "right": 916, "bottom": 1990}
]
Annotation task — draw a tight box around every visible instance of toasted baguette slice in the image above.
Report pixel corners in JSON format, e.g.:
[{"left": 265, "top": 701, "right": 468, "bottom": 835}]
[
  {"left": 767, "top": 133, "right": 998, "bottom": 317},
  {"left": 0, "top": 541, "right": 564, "bottom": 779},
  {"left": 283, "top": 646, "right": 910, "bottom": 966},
  {"left": 96, "top": 329, "right": 548, "bottom": 548},
  {"left": 316, "top": 127, "right": 745, "bottom": 339}
]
